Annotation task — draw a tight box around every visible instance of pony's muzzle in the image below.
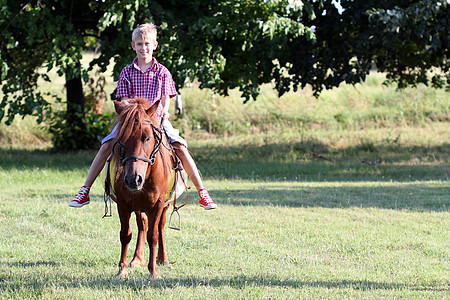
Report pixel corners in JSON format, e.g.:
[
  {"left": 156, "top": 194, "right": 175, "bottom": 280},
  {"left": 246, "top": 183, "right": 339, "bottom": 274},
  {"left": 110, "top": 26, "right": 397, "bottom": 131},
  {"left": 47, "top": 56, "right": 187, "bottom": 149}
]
[{"left": 124, "top": 173, "right": 144, "bottom": 191}]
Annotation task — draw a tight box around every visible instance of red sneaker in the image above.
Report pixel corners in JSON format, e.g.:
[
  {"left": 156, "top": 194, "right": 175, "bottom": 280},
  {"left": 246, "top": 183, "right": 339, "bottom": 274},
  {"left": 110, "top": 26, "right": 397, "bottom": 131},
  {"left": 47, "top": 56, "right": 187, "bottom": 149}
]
[
  {"left": 198, "top": 189, "right": 217, "bottom": 210},
  {"left": 69, "top": 186, "right": 91, "bottom": 208}
]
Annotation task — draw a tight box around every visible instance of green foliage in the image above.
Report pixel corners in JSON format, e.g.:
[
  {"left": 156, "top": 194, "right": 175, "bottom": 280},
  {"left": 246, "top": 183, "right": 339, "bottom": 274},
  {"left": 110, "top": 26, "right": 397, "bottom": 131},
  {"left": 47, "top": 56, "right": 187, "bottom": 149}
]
[
  {"left": 46, "top": 104, "right": 114, "bottom": 151},
  {"left": 149, "top": 0, "right": 318, "bottom": 101},
  {"left": 0, "top": 0, "right": 448, "bottom": 151},
  {"left": 365, "top": 0, "right": 449, "bottom": 89},
  {"left": 274, "top": 0, "right": 449, "bottom": 96},
  {"left": 0, "top": 1, "right": 87, "bottom": 123}
]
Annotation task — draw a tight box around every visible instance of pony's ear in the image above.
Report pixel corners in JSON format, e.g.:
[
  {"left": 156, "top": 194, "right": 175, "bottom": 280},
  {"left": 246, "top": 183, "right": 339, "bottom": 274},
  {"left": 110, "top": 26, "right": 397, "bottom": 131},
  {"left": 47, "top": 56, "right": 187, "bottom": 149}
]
[
  {"left": 114, "top": 100, "right": 124, "bottom": 115},
  {"left": 146, "top": 100, "right": 160, "bottom": 117}
]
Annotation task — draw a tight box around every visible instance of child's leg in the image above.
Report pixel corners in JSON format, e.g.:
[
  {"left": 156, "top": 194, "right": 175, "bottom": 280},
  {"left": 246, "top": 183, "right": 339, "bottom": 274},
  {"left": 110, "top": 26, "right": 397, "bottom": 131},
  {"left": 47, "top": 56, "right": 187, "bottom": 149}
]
[
  {"left": 173, "top": 142, "right": 217, "bottom": 210},
  {"left": 69, "top": 140, "right": 113, "bottom": 207},
  {"left": 84, "top": 141, "right": 112, "bottom": 187},
  {"left": 172, "top": 142, "right": 203, "bottom": 190}
]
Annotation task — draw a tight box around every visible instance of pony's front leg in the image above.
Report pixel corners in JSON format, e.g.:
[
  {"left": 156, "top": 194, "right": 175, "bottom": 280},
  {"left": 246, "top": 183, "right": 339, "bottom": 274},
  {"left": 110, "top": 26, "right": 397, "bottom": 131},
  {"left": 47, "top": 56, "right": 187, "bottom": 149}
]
[
  {"left": 147, "top": 201, "right": 164, "bottom": 278},
  {"left": 130, "top": 211, "right": 148, "bottom": 268},
  {"left": 117, "top": 207, "right": 132, "bottom": 278},
  {"left": 157, "top": 204, "right": 171, "bottom": 267}
]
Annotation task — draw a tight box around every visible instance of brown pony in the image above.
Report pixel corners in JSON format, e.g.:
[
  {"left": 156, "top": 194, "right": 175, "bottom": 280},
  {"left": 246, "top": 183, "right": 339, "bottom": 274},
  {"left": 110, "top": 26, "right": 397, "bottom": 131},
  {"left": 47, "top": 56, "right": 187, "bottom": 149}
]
[{"left": 111, "top": 97, "right": 173, "bottom": 278}]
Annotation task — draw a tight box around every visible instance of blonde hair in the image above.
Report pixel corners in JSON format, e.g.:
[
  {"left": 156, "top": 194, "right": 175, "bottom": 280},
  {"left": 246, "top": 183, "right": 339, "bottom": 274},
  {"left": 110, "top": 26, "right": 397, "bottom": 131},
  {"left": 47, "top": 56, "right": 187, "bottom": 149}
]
[{"left": 132, "top": 23, "right": 158, "bottom": 42}]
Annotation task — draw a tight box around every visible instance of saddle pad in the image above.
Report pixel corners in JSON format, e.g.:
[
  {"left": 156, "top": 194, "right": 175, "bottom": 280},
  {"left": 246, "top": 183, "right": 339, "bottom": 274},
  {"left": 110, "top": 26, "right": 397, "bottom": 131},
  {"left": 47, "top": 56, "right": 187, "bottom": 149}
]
[{"left": 166, "top": 169, "right": 188, "bottom": 201}]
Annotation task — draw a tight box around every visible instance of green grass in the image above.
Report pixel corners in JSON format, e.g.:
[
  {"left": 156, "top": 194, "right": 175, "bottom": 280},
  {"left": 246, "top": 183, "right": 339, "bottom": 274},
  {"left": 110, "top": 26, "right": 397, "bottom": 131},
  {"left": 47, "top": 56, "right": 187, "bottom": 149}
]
[
  {"left": 174, "top": 73, "right": 449, "bottom": 137},
  {"left": 0, "top": 71, "right": 449, "bottom": 298},
  {"left": 0, "top": 198, "right": 448, "bottom": 299},
  {"left": 0, "top": 169, "right": 449, "bottom": 299},
  {"left": 0, "top": 128, "right": 448, "bottom": 299}
]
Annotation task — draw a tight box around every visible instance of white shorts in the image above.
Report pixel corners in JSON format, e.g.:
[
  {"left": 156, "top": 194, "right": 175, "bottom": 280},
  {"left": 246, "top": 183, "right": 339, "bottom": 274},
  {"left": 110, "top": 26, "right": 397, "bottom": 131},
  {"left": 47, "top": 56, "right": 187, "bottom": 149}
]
[{"left": 102, "top": 119, "right": 188, "bottom": 147}]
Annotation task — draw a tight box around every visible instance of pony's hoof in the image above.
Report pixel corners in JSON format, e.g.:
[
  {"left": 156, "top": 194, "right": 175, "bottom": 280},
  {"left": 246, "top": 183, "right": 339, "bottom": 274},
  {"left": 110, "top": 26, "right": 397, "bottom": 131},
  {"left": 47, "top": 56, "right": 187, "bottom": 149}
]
[
  {"left": 157, "top": 259, "right": 175, "bottom": 268},
  {"left": 130, "top": 259, "right": 146, "bottom": 268},
  {"left": 150, "top": 272, "right": 161, "bottom": 279},
  {"left": 116, "top": 269, "right": 128, "bottom": 279}
]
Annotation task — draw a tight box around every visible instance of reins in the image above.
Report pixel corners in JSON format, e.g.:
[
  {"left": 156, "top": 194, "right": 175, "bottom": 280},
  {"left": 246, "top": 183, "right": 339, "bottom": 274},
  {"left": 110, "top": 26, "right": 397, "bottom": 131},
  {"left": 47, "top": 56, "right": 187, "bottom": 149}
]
[{"left": 159, "top": 120, "right": 190, "bottom": 230}]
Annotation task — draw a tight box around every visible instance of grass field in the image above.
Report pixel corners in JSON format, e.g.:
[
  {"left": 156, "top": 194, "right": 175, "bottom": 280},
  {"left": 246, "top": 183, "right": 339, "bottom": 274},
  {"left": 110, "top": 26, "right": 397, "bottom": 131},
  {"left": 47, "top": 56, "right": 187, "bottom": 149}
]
[
  {"left": 0, "top": 71, "right": 449, "bottom": 299},
  {"left": 0, "top": 146, "right": 448, "bottom": 299}
]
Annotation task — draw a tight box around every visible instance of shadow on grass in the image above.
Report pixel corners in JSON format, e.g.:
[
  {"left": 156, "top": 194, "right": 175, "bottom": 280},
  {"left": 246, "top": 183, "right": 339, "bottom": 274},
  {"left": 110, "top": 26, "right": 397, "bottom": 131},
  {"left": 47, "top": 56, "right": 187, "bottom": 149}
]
[
  {"left": 147, "top": 275, "right": 447, "bottom": 292},
  {"left": 1, "top": 272, "right": 446, "bottom": 293},
  {"left": 198, "top": 160, "right": 449, "bottom": 182},
  {"left": 0, "top": 145, "right": 448, "bottom": 182},
  {"left": 204, "top": 184, "right": 449, "bottom": 211},
  {"left": 190, "top": 142, "right": 449, "bottom": 182},
  {"left": 190, "top": 140, "right": 449, "bottom": 165},
  {"left": 1, "top": 144, "right": 448, "bottom": 212},
  {"left": 81, "top": 176, "right": 448, "bottom": 212},
  {"left": 0, "top": 149, "right": 96, "bottom": 171},
  {"left": 4, "top": 260, "right": 59, "bottom": 268}
]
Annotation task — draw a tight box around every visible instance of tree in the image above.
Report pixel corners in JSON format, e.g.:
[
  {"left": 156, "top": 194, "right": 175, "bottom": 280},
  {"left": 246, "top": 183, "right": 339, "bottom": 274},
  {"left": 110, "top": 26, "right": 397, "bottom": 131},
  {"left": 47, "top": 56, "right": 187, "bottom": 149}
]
[
  {"left": 272, "top": 0, "right": 449, "bottom": 96},
  {"left": 0, "top": 0, "right": 448, "bottom": 149},
  {"left": 0, "top": 0, "right": 109, "bottom": 149}
]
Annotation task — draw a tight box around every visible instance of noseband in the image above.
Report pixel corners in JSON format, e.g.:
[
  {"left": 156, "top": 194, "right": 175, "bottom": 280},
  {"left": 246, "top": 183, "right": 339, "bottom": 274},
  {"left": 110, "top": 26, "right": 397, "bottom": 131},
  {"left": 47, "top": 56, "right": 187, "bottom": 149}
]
[{"left": 113, "top": 122, "right": 163, "bottom": 167}]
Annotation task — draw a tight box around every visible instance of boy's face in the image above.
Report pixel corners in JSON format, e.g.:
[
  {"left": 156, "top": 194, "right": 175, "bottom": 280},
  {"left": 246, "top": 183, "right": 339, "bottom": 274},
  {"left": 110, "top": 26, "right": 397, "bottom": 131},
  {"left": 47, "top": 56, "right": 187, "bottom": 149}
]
[{"left": 131, "top": 37, "right": 158, "bottom": 63}]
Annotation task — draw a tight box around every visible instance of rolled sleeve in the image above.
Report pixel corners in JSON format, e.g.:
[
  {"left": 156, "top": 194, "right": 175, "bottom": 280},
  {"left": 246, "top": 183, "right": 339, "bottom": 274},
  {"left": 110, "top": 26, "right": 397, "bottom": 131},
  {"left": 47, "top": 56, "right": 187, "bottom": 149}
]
[
  {"left": 116, "top": 68, "right": 132, "bottom": 99},
  {"left": 161, "top": 71, "right": 177, "bottom": 98}
]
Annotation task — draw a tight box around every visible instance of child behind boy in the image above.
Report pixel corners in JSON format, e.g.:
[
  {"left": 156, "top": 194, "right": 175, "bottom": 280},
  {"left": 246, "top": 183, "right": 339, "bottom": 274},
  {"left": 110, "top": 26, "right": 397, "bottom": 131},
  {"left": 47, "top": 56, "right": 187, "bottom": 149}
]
[{"left": 69, "top": 23, "right": 217, "bottom": 210}]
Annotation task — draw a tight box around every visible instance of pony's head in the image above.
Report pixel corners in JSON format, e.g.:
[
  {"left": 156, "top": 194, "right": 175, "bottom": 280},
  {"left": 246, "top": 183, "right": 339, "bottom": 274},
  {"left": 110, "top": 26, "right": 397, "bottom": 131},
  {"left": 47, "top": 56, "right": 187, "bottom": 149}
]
[{"left": 114, "top": 98, "right": 160, "bottom": 191}]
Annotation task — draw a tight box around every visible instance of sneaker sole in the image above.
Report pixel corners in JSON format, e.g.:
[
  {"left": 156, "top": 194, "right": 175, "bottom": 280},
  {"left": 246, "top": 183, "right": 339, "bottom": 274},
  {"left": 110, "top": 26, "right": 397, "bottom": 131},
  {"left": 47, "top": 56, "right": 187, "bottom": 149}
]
[
  {"left": 200, "top": 204, "right": 217, "bottom": 210},
  {"left": 69, "top": 201, "right": 90, "bottom": 208}
]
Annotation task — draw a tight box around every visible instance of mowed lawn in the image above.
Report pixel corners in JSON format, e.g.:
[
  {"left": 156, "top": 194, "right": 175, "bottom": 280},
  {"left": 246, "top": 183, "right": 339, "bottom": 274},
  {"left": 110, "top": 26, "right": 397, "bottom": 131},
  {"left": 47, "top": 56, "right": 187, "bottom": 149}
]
[
  {"left": 0, "top": 74, "right": 449, "bottom": 298},
  {"left": 0, "top": 137, "right": 448, "bottom": 299}
]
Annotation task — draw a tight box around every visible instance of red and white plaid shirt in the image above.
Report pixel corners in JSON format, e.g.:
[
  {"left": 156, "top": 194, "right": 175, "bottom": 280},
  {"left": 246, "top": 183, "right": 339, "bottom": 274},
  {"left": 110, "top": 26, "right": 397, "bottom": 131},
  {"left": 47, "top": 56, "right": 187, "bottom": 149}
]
[{"left": 116, "top": 57, "right": 177, "bottom": 117}]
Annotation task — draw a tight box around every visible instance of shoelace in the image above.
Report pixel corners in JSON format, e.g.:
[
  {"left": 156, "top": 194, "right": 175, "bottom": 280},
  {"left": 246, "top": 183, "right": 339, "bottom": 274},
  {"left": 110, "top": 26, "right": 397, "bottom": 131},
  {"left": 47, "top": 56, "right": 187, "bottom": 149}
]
[
  {"left": 199, "top": 190, "right": 213, "bottom": 204},
  {"left": 74, "top": 187, "right": 90, "bottom": 201}
]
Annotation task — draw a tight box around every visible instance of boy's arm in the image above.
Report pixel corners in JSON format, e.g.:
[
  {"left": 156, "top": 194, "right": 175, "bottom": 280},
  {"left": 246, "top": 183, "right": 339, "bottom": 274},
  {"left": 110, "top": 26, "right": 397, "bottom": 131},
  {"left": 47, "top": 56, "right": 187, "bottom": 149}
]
[{"left": 160, "top": 95, "right": 171, "bottom": 120}]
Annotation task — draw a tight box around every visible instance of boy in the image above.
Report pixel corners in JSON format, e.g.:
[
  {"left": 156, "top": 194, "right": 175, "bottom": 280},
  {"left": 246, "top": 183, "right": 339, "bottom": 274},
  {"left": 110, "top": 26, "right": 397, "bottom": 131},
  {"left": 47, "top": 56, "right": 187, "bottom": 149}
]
[{"left": 69, "top": 23, "right": 217, "bottom": 210}]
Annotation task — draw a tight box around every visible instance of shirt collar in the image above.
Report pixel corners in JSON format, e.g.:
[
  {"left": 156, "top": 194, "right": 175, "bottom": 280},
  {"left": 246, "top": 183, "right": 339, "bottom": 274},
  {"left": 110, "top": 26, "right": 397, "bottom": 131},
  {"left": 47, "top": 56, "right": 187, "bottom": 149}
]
[{"left": 132, "top": 57, "right": 159, "bottom": 72}]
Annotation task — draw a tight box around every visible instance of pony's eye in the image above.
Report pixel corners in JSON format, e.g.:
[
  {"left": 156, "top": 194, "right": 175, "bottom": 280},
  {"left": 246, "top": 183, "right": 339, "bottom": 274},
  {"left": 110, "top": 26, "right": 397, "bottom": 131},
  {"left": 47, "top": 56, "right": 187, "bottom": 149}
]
[{"left": 144, "top": 136, "right": 151, "bottom": 142}]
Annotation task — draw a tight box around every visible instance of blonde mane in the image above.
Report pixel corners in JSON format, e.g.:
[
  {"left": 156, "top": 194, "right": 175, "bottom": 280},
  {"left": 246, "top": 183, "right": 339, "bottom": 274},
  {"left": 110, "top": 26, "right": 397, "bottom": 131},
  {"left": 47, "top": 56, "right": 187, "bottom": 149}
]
[
  {"left": 114, "top": 97, "right": 171, "bottom": 174},
  {"left": 116, "top": 98, "right": 153, "bottom": 142}
]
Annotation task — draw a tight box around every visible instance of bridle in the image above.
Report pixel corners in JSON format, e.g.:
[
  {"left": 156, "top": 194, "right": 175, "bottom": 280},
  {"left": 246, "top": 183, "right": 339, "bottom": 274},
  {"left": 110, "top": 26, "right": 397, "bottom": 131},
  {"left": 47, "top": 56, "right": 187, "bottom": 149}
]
[
  {"left": 103, "top": 120, "right": 163, "bottom": 218},
  {"left": 113, "top": 121, "right": 163, "bottom": 167},
  {"left": 104, "top": 118, "right": 190, "bottom": 230}
]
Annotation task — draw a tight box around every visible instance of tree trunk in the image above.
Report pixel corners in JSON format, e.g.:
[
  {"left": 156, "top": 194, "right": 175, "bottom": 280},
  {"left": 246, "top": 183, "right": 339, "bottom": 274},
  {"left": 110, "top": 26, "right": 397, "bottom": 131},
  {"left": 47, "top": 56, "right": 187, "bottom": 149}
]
[{"left": 65, "top": 71, "right": 85, "bottom": 130}]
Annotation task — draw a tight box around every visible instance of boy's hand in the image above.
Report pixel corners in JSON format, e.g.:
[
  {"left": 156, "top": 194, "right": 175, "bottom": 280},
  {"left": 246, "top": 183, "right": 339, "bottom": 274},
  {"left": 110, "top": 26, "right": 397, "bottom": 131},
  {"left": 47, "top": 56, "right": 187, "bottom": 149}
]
[
  {"left": 160, "top": 95, "right": 170, "bottom": 120},
  {"left": 162, "top": 110, "right": 170, "bottom": 120}
]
